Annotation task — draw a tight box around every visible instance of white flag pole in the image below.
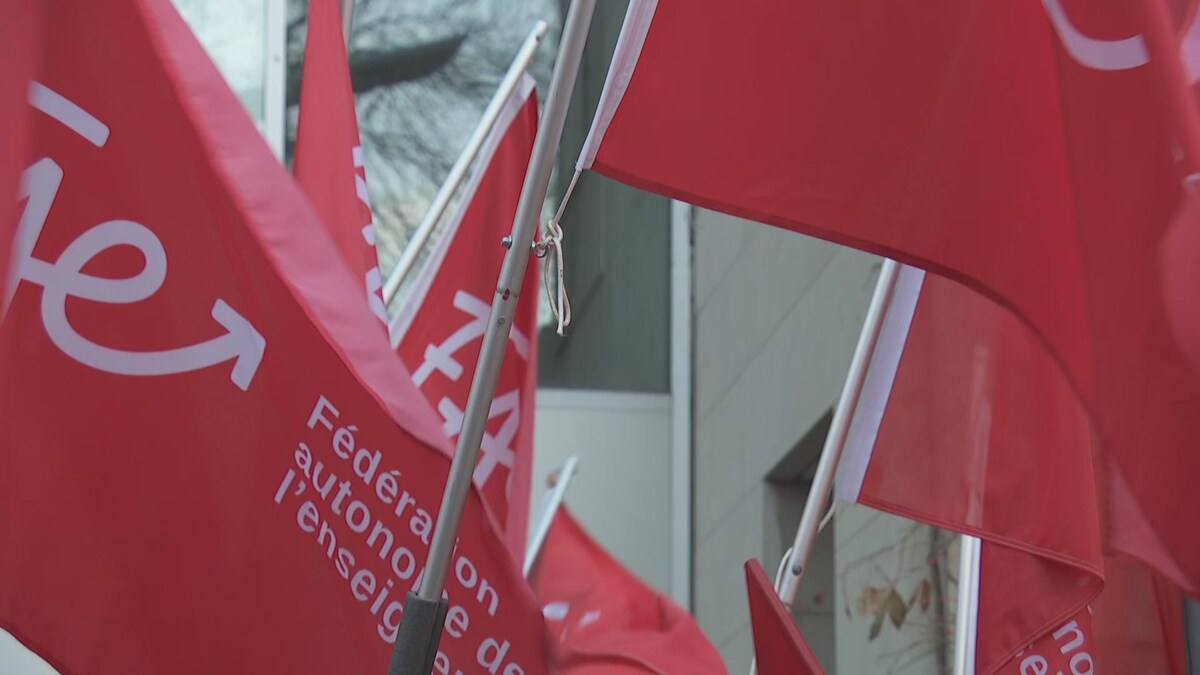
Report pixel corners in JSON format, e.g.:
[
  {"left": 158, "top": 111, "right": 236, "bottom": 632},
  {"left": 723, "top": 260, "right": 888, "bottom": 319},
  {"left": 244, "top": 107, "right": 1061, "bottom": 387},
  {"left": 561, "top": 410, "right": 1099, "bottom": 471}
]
[
  {"left": 952, "top": 535, "right": 981, "bottom": 675},
  {"left": 386, "top": 2, "right": 596, "bottom": 672},
  {"left": 749, "top": 258, "right": 902, "bottom": 675},
  {"left": 382, "top": 20, "right": 549, "bottom": 307},
  {"left": 339, "top": 0, "right": 355, "bottom": 44},
  {"left": 524, "top": 455, "right": 580, "bottom": 577},
  {"left": 776, "top": 258, "right": 901, "bottom": 607}
]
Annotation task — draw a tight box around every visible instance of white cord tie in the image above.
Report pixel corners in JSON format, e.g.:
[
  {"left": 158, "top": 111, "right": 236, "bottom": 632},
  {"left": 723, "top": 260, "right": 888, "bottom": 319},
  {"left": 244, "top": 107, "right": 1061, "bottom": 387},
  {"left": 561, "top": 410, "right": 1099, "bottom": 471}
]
[{"left": 536, "top": 171, "right": 580, "bottom": 336}]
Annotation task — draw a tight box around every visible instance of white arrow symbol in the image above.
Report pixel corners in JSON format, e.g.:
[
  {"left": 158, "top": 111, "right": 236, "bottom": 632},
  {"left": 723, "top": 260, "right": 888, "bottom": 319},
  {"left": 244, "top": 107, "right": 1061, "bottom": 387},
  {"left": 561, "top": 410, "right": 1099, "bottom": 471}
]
[
  {"left": 22, "top": 218, "right": 266, "bottom": 391},
  {"left": 9, "top": 85, "right": 267, "bottom": 391}
]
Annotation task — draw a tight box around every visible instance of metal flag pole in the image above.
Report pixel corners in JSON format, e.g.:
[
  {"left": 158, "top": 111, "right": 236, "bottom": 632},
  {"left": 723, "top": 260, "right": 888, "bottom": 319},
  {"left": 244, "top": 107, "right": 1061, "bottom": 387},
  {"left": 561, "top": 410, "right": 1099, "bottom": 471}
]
[
  {"left": 339, "top": 0, "right": 354, "bottom": 44},
  {"left": 524, "top": 455, "right": 580, "bottom": 577},
  {"left": 776, "top": 258, "right": 901, "bottom": 607},
  {"left": 386, "top": 1, "right": 596, "bottom": 672},
  {"left": 952, "top": 535, "right": 981, "bottom": 675},
  {"left": 382, "top": 20, "right": 549, "bottom": 307}
]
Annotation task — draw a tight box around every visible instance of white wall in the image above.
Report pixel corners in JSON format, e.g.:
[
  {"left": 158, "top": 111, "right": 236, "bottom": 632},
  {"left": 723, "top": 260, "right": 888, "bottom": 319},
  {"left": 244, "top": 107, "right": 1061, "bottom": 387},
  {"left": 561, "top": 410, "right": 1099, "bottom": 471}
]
[{"left": 531, "top": 390, "right": 675, "bottom": 595}]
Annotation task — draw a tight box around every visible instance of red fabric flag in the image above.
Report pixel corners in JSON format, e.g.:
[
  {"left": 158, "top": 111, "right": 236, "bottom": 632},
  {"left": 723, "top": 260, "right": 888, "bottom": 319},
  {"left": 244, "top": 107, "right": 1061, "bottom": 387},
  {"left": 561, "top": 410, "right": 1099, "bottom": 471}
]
[
  {"left": 837, "top": 269, "right": 1190, "bottom": 674},
  {"left": 391, "top": 75, "right": 539, "bottom": 563},
  {"left": 0, "top": 2, "right": 551, "bottom": 673},
  {"left": 835, "top": 268, "right": 1104, "bottom": 674},
  {"left": 1089, "top": 556, "right": 1188, "bottom": 674},
  {"left": 1162, "top": 191, "right": 1200, "bottom": 374},
  {"left": 579, "top": 0, "right": 1200, "bottom": 592},
  {"left": 1, "top": 0, "right": 42, "bottom": 310},
  {"left": 1166, "top": 7, "right": 1200, "bottom": 375},
  {"left": 293, "top": 0, "right": 387, "bottom": 326},
  {"left": 999, "top": 608, "right": 1098, "bottom": 675},
  {"left": 530, "top": 509, "right": 724, "bottom": 674},
  {"left": 744, "top": 559, "right": 825, "bottom": 675},
  {"left": 996, "top": 557, "right": 1187, "bottom": 675}
]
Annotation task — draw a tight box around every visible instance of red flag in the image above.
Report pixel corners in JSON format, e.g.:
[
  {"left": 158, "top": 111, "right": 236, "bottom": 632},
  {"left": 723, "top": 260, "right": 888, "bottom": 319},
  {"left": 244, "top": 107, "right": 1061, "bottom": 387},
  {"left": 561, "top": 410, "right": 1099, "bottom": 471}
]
[
  {"left": 1, "top": 0, "right": 42, "bottom": 308},
  {"left": 1162, "top": 191, "right": 1200, "bottom": 373},
  {"left": 836, "top": 269, "right": 1190, "bottom": 674},
  {"left": 1158, "top": 5, "right": 1200, "bottom": 376},
  {"left": 391, "top": 75, "right": 539, "bottom": 562},
  {"left": 997, "top": 557, "right": 1187, "bottom": 675},
  {"left": 293, "top": 0, "right": 387, "bottom": 326},
  {"left": 834, "top": 268, "right": 1104, "bottom": 673},
  {"left": 744, "top": 559, "right": 825, "bottom": 675},
  {"left": 530, "top": 509, "right": 724, "bottom": 674},
  {"left": 999, "top": 609, "right": 1098, "bottom": 675},
  {"left": 0, "top": 2, "right": 550, "bottom": 673},
  {"left": 579, "top": 0, "right": 1200, "bottom": 591},
  {"left": 1089, "top": 556, "right": 1188, "bottom": 674},
  {"left": 1166, "top": 7, "right": 1200, "bottom": 375}
]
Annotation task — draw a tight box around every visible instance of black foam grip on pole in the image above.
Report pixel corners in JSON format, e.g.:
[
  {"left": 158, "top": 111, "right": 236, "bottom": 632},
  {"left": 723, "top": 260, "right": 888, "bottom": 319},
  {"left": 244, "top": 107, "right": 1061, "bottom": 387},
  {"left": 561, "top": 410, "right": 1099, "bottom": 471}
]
[{"left": 387, "top": 592, "right": 449, "bottom": 675}]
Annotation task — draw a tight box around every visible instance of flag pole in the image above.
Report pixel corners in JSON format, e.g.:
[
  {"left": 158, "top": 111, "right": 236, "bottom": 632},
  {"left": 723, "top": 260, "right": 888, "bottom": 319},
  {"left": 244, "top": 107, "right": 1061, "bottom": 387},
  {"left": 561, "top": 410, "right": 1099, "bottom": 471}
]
[
  {"left": 524, "top": 455, "right": 580, "bottom": 577},
  {"left": 338, "top": 0, "right": 354, "bottom": 44},
  {"left": 952, "top": 535, "right": 981, "bottom": 675},
  {"left": 386, "top": 1, "right": 596, "bottom": 672},
  {"left": 776, "top": 258, "right": 901, "bottom": 607},
  {"left": 382, "top": 20, "right": 549, "bottom": 307}
]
